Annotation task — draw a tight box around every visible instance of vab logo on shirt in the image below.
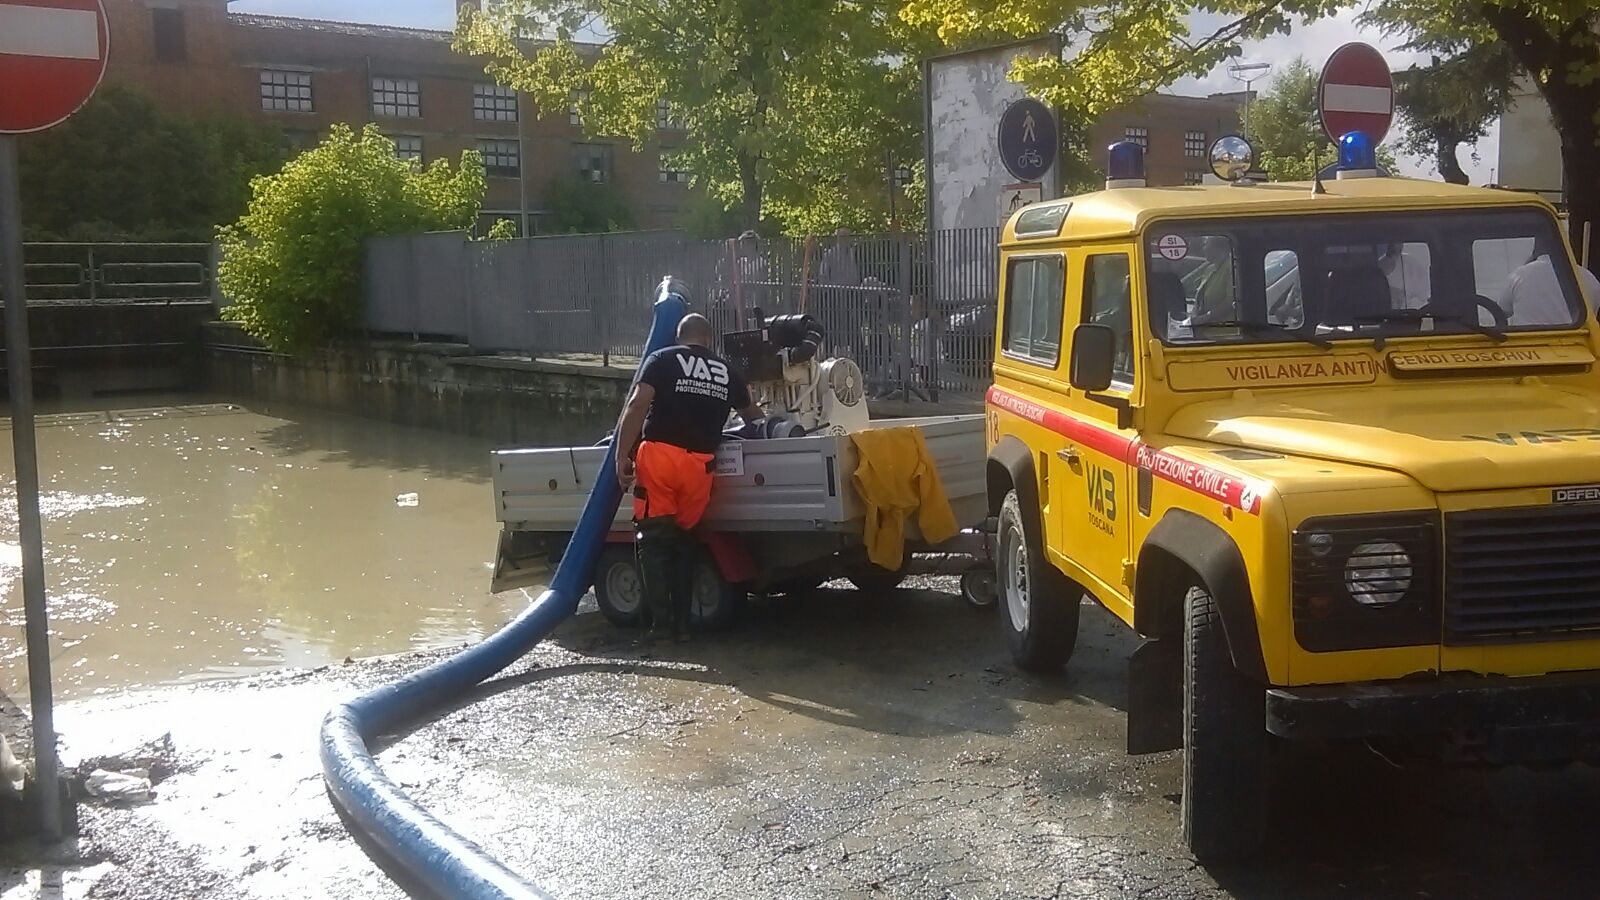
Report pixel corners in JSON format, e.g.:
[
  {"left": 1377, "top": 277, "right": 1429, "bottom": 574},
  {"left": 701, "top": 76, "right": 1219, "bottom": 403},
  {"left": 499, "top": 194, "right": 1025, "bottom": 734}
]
[{"left": 676, "top": 353, "right": 729, "bottom": 385}]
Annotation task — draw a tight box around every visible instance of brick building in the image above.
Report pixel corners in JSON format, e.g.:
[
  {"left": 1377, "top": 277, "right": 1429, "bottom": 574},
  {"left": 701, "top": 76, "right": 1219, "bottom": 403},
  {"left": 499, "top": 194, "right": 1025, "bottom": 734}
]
[
  {"left": 101, "top": 0, "right": 694, "bottom": 234},
  {"left": 1088, "top": 92, "right": 1248, "bottom": 186}
]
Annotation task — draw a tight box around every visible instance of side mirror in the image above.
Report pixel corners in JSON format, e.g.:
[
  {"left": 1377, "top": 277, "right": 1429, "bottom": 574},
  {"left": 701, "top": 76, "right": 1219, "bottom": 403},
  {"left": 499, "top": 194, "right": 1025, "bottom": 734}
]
[{"left": 1070, "top": 323, "right": 1116, "bottom": 392}]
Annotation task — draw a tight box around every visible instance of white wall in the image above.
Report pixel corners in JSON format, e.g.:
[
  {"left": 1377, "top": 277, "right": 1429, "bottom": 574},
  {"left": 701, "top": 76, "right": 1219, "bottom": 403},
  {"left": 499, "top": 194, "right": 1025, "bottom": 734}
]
[
  {"left": 1497, "top": 82, "right": 1564, "bottom": 203},
  {"left": 925, "top": 39, "right": 1061, "bottom": 231}
]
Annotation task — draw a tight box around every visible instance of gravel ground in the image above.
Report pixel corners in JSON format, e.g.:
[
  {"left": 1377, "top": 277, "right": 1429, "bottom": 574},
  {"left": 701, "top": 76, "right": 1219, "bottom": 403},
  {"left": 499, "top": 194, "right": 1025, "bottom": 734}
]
[{"left": 3, "top": 578, "right": 1600, "bottom": 899}]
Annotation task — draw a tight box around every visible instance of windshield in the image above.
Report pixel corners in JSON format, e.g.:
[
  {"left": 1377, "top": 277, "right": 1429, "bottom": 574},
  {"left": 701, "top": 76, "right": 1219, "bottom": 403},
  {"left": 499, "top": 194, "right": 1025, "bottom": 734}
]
[{"left": 1146, "top": 208, "right": 1586, "bottom": 345}]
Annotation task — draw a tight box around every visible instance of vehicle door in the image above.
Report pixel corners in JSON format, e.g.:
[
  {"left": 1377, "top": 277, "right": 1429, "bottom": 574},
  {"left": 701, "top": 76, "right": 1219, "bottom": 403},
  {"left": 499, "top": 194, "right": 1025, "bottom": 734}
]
[
  {"left": 997, "top": 252, "right": 1073, "bottom": 559},
  {"left": 1055, "top": 247, "right": 1139, "bottom": 619}
]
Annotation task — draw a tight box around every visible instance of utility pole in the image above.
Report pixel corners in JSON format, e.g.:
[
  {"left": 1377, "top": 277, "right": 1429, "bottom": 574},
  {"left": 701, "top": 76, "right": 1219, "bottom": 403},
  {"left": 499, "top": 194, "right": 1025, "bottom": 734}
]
[{"left": 1228, "top": 62, "right": 1272, "bottom": 137}]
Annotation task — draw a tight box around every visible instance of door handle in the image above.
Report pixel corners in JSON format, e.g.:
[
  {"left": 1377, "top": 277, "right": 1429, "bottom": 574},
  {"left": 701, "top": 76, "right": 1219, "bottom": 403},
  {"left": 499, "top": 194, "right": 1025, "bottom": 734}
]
[{"left": 1056, "top": 447, "right": 1080, "bottom": 463}]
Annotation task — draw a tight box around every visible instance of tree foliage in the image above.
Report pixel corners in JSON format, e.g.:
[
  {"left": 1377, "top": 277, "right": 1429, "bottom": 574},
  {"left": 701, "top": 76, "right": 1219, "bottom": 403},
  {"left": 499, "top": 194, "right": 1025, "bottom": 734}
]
[
  {"left": 1248, "top": 58, "right": 1395, "bottom": 181},
  {"left": 18, "top": 84, "right": 287, "bottom": 241},
  {"left": 1393, "top": 47, "right": 1516, "bottom": 184},
  {"left": 543, "top": 173, "right": 636, "bottom": 233},
  {"left": 217, "top": 125, "right": 485, "bottom": 353},
  {"left": 901, "top": 0, "right": 1600, "bottom": 257},
  {"left": 455, "top": 0, "right": 937, "bottom": 235}
]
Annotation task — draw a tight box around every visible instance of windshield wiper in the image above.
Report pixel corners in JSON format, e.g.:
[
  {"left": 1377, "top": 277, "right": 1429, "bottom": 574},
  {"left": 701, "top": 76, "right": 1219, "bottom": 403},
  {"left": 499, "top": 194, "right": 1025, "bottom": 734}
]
[
  {"left": 1191, "top": 320, "right": 1333, "bottom": 350},
  {"left": 1354, "top": 309, "right": 1508, "bottom": 343}
]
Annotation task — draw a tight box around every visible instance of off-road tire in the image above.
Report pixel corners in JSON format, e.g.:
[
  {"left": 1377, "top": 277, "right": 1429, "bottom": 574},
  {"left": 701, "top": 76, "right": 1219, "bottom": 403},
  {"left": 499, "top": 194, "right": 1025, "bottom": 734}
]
[
  {"left": 1182, "top": 584, "right": 1269, "bottom": 862},
  {"left": 997, "top": 489, "right": 1080, "bottom": 671}
]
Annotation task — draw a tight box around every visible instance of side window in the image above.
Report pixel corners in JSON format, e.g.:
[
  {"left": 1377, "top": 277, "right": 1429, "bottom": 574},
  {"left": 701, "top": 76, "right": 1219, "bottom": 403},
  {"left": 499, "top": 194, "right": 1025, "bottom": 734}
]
[
  {"left": 1083, "top": 254, "right": 1134, "bottom": 384},
  {"left": 1003, "top": 256, "right": 1065, "bottom": 364},
  {"left": 1264, "top": 250, "right": 1303, "bottom": 327}
]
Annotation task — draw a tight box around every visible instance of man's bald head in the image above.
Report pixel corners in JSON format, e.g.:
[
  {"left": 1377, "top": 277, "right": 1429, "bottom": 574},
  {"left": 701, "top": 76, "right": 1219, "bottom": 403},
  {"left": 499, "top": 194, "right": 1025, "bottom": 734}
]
[{"left": 677, "top": 313, "right": 715, "bottom": 347}]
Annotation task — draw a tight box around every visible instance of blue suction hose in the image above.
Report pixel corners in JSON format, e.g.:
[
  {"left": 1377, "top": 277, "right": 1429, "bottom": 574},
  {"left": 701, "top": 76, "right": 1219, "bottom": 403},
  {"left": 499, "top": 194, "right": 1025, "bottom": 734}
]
[{"left": 319, "top": 280, "right": 690, "bottom": 900}]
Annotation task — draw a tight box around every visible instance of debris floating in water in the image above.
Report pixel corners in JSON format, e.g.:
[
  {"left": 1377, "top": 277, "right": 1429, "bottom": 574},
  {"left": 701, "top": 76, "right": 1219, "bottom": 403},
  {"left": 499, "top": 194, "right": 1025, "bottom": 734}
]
[{"left": 395, "top": 492, "right": 420, "bottom": 507}]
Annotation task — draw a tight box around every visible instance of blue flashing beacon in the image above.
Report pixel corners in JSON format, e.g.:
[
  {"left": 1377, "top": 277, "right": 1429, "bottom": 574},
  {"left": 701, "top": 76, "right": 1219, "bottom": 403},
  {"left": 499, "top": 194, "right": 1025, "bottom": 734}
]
[{"left": 1106, "top": 141, "right": 1146, "bottom": 188}]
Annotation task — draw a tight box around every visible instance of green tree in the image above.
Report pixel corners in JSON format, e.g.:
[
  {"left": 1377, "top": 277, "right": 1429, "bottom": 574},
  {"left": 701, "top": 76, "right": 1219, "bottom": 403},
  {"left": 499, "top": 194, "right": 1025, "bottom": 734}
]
[
  {"left": 900, "top": 0, "right": 1600, "bottom": 264},
  {"left": 1247, "top": 58, "right": 1395, "bottom": 181},
  {"left": 1393, "top": 48, "right": 1515, "bottom": 185},
  {"left": 18, "top": 84, "right": 287, "bottom": 241},
  {"left": 455, "top": 0, "right": 936, "bottom": 234},
  {"left": 544, "top": 173, "right": 636, "bottom": 233},
  {"left": 217, "top": 125, "right": 485, "bottom": 353},
  {"left": 1360, "top": 3, "right": 1599, "bottom": 244}
]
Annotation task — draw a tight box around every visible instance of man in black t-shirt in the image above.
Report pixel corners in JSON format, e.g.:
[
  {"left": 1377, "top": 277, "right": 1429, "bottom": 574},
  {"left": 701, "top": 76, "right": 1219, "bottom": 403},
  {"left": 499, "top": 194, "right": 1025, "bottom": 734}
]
[{"left": 615, "top": 314, "right": 763, "bottom": 641}]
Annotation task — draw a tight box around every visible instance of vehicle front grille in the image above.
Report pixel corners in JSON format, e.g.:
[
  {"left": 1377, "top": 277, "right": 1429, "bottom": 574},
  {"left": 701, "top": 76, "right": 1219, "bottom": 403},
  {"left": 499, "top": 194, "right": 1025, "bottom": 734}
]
[{"left": 1444, "top": 503, "right": 1600, "bottom": 644}]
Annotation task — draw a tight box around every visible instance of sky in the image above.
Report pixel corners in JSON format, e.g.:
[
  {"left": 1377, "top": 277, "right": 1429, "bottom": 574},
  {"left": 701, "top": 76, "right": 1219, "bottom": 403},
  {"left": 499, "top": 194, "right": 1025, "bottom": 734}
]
[{"left": 229, "top": 0, "right": 1496, "bottom": 182}]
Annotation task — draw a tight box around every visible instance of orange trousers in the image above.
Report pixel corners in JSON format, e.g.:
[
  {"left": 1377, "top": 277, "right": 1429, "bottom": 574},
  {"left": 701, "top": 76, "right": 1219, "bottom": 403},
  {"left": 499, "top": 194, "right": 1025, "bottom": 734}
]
[{"left": 632, "top": 440, "right": 715, "bottom": 529}]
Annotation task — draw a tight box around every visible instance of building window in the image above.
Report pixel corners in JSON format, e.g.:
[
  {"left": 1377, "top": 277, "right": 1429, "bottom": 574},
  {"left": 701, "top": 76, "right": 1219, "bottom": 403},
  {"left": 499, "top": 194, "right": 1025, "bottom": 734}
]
[
  {"left": 656, "top": 98, "right": 682, "bottom": 130},
  {"left": 152, "top": 8, "right": 186, "bottom": 62},
  {"left": 574, "top": 143, "right": 612, "bottom": 183},
  {"left": 658, "top": 153, "right": 690, "bottom": 184},
  {"left": 372, "top": 78, "right": 421, "bottom": 118},
  {"left": 474, "top": 83, "right": 518, "bottom": 122},
  {"left": 568, "top": 89, "right": 590, "bottom": 126},
  {"left": 392, "top": 135, "right": 424, "bottom": 164},
  {"left": 478, "top": 139, "right": 521, "bottom": 178},
  {"left": 260, "top": 70, "right": 313, "bottom": 113},
  {"left": 1185, "top": 130, "right": 1207, "bottom": 157},
  {"left": 1124, "top": 126, "right": 1149, "bottom": 148},
  {"left": 1184, "top": 171, "right": 1204, "bottom": 185}
]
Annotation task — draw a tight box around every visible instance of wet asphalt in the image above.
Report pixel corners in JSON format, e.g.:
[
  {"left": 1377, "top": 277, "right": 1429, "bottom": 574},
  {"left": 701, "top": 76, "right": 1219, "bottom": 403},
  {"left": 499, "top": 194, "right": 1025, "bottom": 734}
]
[{"left": 10, "top": 577, "right": 1600, "bottom": 899}]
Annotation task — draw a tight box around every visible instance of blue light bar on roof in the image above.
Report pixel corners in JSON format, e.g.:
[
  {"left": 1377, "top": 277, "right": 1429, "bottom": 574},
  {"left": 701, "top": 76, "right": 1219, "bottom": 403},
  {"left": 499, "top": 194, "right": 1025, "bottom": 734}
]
[
  {"left": 1336, "top": 131, "right": 1379, "bottom": 179},
  {"left": 1106, "top": 141, "right": 1146, "bottom": 188}
]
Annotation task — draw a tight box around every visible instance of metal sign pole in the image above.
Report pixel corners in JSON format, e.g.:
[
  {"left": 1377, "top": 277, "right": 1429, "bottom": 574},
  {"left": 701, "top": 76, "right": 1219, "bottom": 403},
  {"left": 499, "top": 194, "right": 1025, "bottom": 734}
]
[{"left": 0, "top": 135, "right": 62, "bottom": 839}]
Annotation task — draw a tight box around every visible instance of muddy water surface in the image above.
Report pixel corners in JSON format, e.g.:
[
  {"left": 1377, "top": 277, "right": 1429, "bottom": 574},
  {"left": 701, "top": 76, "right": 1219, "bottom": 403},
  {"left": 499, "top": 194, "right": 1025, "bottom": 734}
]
[{"left": 0, "top": 397, "right": 583, "bottom": 701}]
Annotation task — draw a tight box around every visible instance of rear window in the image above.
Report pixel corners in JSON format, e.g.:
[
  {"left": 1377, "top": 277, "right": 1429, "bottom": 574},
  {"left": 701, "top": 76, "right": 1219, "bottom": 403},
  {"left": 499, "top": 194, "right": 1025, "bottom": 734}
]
[{"left": 1003, "top": 255, "right": 1065, "bottom": 364}]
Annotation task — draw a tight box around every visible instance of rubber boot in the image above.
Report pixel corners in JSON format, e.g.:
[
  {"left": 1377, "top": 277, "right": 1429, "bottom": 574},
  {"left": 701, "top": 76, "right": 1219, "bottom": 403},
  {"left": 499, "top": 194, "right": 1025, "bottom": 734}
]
[
  {"left": 635, "top": 517, "right": 681, "bottom": 642},
  {"left": 670, "top": 539, "right": 695, "bottom": 643}
]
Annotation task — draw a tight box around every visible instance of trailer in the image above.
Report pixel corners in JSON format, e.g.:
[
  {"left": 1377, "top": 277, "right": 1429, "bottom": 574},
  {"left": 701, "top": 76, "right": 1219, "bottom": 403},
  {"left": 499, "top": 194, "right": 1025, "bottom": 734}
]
[{"left": 490, "top": 414, "right": 995, "bottom": 628}]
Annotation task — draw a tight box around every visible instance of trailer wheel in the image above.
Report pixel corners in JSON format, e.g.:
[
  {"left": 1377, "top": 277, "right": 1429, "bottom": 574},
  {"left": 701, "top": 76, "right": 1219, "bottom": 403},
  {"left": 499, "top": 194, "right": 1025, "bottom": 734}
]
[
  {"left": 1182, "top": 584, "right": 1269, "bottom": 862},
  {"left": 997, "top": 489, "right": 1080, "bottom": 671},
  {"left": 960, "top": 567, "right": 998, "bottom": 608},
  {"left": 594, "top": 546, "right": 646, "bottom": 628},
  {"left": 690, "top": 555, "right": 745, "bottom": 631},
  {"left": 846, "top": 563, "right": 908, "bottom": 594}
]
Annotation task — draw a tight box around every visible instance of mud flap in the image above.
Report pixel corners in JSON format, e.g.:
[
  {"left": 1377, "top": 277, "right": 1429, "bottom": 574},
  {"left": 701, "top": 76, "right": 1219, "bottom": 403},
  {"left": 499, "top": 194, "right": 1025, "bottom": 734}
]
[
  {"left": 1127, "top": 636, "right": 1183, "bottom": 754},
  {"left": 489, "top": 529, "right": 558, "bottom": 594}
]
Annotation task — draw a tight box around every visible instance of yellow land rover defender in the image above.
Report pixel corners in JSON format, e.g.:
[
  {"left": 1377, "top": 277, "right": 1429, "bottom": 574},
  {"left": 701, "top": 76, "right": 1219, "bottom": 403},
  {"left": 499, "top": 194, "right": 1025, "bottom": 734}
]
[{"left": 985, "top": 135, "right": 1600, "bottom": 861}]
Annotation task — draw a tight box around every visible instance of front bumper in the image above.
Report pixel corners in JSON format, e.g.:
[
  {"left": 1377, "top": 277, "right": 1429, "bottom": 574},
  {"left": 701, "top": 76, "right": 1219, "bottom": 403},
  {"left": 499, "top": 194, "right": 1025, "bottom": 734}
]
[{"left": 1266, "top": 671, "right": 1600, "bottom": 760}]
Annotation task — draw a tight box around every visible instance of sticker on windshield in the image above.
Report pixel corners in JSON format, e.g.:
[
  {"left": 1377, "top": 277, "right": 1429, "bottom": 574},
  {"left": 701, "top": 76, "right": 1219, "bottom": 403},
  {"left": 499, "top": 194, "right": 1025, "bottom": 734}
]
[{"left": 1155, "top": 235, "right": 1188, "bottom": 260}]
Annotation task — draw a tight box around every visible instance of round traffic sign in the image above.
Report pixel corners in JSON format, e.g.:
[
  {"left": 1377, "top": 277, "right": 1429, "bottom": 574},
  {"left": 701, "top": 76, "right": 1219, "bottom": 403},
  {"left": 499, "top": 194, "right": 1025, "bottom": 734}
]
[
  {"left": 998, "top": 98, "right": 1057, "bottom": 182},
  {"left": 0, "top": 0, "right": 111, "bottom": 134},
  {"left": 1318, "top": 42, "right": 1393, "bottom": 145}
]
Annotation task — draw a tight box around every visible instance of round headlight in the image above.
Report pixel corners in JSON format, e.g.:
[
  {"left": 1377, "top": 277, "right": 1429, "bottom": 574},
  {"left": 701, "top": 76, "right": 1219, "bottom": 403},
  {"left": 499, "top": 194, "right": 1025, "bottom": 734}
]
[{"left": 1344, "top": 541, "right": 1412, "bottom": 607}]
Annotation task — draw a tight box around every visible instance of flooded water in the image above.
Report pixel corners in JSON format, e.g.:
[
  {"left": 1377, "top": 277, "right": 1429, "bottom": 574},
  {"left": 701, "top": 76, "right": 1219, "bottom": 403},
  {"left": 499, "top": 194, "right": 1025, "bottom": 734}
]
[{"left": 0, "top": 397, "right": 577, "bottom": 701}]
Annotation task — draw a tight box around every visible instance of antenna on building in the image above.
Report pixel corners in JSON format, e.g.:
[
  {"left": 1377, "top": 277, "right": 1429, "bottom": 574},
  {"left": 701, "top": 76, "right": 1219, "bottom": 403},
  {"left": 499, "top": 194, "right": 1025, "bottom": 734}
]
[{"left": 1227, "top": 61, "right": 1272, "bottom": 138}]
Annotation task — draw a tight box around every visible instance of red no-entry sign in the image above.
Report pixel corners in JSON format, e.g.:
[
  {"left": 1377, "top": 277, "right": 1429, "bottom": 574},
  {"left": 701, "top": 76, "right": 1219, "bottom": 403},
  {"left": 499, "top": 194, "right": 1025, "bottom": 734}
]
[
  {"left": 0, "top": 0, "right": 111, "bottom": 134},
  {"left": 1318, "top": 42, "right": 1393, "bottom": 145}
]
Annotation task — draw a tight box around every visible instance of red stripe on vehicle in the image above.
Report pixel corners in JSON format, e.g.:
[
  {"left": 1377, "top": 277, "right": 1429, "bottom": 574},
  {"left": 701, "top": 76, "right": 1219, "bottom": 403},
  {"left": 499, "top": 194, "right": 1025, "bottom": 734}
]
[{"left": 988, "top": 386, "right": 1263, "bottom": 515}]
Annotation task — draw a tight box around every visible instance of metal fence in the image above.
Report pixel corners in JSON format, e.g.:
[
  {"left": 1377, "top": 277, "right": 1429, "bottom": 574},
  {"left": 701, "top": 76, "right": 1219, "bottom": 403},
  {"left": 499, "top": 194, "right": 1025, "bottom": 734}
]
[
  {"left": 363, "top": 227, "right": 1001, "bottom": 398},
  {"left": 17, "top": 243, "right": 215, "bottom": 303}
]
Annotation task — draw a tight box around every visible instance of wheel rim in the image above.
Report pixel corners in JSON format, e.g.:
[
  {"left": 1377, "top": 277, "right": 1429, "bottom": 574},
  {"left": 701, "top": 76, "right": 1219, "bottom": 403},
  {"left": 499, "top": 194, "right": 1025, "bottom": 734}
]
[
  {"left": 1003, "top": 526, "right": 1030, "bottom": 632},
  {"left": 965, "top": 571, "right": 998, "bottom": 606},
  {"left": 691, "top": 563, "right": 721, "bottom": 620},
  {"left": 604, "top": 558, "right": 643, "bottom": 616}
]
